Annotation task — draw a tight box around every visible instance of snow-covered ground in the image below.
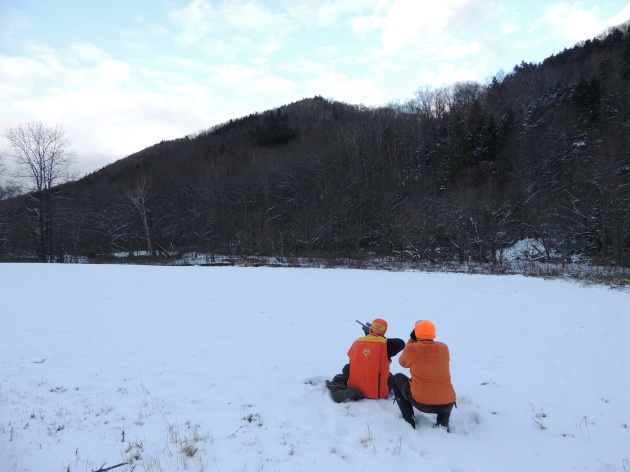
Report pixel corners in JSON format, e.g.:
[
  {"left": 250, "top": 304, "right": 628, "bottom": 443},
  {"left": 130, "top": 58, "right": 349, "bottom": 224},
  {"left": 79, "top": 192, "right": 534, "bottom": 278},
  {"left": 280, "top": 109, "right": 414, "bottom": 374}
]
[{"left": 1, "top": 263, "right": 629, "bottom": 472}]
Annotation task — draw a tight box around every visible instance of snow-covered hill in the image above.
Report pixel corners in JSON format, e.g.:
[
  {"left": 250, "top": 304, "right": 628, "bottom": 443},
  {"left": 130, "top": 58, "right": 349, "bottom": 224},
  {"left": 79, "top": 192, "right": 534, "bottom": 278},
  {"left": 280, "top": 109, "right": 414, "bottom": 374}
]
[{"left": 1, "top": 264, "right": 629, "bottom": 471}]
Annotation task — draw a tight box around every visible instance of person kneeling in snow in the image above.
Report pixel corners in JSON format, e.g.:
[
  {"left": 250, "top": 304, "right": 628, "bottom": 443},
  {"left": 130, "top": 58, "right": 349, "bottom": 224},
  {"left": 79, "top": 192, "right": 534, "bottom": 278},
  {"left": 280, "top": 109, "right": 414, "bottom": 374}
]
[
  {"left": 327, "top": 318, "right": 404, "bottom": 402},
  {"left": 392, "top": 320, "right": 456, "bottom": 431}
]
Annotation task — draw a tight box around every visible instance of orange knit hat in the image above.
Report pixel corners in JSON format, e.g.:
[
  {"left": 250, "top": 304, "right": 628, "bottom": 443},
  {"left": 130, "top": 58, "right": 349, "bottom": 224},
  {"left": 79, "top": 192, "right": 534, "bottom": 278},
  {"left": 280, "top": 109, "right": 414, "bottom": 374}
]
[
  {"left": 414, "top": 320, "right": 436, "bottom": 340},
  {"left": 369, "top": 318, "right": 388, "bottom": 336}
]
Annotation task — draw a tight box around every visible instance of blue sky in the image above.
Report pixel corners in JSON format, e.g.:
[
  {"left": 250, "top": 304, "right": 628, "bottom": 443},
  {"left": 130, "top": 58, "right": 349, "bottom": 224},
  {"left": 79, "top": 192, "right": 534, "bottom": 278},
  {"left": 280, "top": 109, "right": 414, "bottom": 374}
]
[{"left": 2, "top": 0, "right": 630, "bottom": 176}]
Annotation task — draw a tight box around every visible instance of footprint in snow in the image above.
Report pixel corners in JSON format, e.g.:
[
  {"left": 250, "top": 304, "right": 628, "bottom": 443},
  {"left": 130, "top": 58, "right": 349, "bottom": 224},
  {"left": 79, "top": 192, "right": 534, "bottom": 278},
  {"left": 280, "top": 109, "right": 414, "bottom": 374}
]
[
  {"left": 450, "top": 411, "right": 482, "bottom": 436},
  {"left": 303, "top": 376, "right": 328, "bottom": 387}
]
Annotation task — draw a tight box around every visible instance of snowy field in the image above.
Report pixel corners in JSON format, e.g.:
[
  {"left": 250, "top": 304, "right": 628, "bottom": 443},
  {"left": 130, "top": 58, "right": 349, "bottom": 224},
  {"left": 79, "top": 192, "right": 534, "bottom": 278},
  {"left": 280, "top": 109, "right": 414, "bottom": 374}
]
[{"left": 1, "top": 263, "right": 629, "bottom": 472}]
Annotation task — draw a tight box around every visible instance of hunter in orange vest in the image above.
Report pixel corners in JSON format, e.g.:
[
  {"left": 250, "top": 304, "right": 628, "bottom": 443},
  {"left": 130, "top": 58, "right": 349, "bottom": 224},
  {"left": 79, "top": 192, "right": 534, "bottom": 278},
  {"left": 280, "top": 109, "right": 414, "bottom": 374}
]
[
  {"left": 392, "top": 320, "right": 456, "bottom": 431},
  {"left": 345, "top": 318, "right": 404, "bottom": 400}
]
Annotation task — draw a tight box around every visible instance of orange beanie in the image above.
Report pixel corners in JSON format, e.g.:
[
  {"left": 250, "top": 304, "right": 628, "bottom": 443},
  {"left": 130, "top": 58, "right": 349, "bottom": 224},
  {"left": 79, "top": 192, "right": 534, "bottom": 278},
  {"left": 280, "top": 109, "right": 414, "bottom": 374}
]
[
  {"left": 414, "top": 320, "right": 436, "bottom": 340},
  {"left": 369, "top": 318, "right": 388, "bottom": 336}
]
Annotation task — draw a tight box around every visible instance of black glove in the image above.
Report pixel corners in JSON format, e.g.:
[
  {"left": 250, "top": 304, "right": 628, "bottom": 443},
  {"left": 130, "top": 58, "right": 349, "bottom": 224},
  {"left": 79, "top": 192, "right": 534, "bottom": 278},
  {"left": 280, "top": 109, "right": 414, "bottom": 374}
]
[
  {"left": 362, "top": 322, "right": 371, "bottom": 336},
  {"left": 410, "top": 329, "right": 417, "bottom": 341}
]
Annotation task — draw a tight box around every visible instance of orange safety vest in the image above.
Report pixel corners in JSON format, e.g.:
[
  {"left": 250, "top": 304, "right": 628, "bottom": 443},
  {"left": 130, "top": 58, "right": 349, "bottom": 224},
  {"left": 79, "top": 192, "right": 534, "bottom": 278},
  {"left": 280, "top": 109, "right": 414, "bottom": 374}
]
[{"left": 347, "top": 335, "right": 391, "bottom": 399}]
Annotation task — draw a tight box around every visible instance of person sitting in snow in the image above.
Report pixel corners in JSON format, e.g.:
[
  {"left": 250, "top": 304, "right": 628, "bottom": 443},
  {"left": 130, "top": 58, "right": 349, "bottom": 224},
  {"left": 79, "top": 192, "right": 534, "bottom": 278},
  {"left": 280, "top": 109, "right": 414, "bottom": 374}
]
[
  {"left": 392, "top": 319, "right": 456, "bottom": 431},
  {"left": 327, "top": 318, "right": 404, "bottom": 402}
]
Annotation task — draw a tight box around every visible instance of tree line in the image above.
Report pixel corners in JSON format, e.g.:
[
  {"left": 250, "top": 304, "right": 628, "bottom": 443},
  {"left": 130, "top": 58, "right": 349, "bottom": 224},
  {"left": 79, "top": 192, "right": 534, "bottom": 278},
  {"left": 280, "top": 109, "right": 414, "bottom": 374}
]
[{"left": 1, "top": 24, "right": 630, "bottom": 265}]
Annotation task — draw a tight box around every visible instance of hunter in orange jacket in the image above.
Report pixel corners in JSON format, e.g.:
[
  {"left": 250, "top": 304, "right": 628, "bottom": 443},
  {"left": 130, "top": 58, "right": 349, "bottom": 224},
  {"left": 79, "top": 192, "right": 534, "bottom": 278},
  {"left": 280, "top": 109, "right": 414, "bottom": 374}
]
[
  {"left": 392, "top": 320, "right": 456, "bottom": 431},
  {"left": 347, "top": 333, "right": 390, "bottom": 399},
  {"left": 345, "top": 318, "right": 404, "bottom": 400}
]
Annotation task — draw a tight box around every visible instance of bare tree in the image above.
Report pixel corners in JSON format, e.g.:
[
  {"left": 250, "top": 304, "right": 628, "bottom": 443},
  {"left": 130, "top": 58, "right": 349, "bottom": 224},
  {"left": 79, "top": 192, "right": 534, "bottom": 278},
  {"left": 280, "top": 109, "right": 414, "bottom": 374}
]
[
  {"left": 2, "top": 121, "right": 76, "bottom": 261},
  {"left": 124, "top": 176, "right": 154, "bottom": 255}
]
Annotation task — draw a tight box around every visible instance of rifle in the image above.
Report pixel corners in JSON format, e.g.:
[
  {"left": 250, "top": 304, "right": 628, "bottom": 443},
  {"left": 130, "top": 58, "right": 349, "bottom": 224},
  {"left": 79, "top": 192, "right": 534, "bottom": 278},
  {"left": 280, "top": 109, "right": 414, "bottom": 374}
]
[{"left": 355, "top": 319, "right": 371, "bottom": 335}]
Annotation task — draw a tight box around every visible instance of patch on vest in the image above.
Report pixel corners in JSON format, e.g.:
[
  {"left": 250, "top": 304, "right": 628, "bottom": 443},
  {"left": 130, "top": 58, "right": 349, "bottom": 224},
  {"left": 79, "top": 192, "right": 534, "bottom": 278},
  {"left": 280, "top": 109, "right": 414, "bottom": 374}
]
[{"left": 362, "top": 348, "right": 371, "bottom": 357}]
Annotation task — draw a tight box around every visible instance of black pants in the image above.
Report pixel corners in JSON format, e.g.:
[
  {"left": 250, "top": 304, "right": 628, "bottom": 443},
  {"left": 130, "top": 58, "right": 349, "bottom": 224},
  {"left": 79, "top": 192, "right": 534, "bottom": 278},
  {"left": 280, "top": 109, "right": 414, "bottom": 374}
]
[{"left": 392, "top": 373, "right": 455, "bottom": 424}]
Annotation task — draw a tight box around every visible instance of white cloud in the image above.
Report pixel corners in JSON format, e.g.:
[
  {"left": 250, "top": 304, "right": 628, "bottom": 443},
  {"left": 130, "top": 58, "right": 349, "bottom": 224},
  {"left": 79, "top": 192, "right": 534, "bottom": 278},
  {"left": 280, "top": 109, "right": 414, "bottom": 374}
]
[
  {"left": 0, "top": 55, "right": 47, "bottom": 101},
  {"left": 417, "top": 61, "right": 487, "bottom": 87},
  {"left": 2, "top": 42, "right": 132, "bottom": 98},
  {"left": 283, "top": 0, "right": 380, "bottom": 29},
  {"left": 170, "top": 0, "right": 216, "bottom": 45},
  {"left": 67, "top": 43, "right": 132, "bottom": 89},
  {"left": 442, "top": 40, "right": 481, "bottom": 59},
  {"left": 170, "top": 0, "right": 296, "bottom": 57},
  {"left": 0, "top": 43, "right": 213, "bottom": 171},
  {"left": 210, "top": 64, "right": 298, "bottom": 101},
  {"left": 221, "top": 1, "right": 291, "bottom": 33},
  {"left": 609, "top": 2, "right": 630, "bottom": 27},
  {"left": 309, "top": 73, "right": 386, "bottom": 105},
  {"left": 543, "top": 3, "right": 602, "bottom": 42},
  {"left": 352, "top": 0, "right": 498, "bottom": 53},
  {"left": 281, "top": 59, "right": 386, "bottom": 105},
  {"left": 27, "top": 87, "right": 212, "bottom": 172},
  {"left": 502, "top": 21, "right": 519, "bottom": 34}
]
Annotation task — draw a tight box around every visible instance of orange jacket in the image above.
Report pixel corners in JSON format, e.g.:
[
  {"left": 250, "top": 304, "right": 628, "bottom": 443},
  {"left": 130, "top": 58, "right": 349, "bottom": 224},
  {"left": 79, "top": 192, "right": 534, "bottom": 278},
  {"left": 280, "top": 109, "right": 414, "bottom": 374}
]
[
  {"left": 399, "top": 339, "right": 456, "bottom": 405},
  {"left": 347, "top": 335, "right": 391, "bottom": 399}
]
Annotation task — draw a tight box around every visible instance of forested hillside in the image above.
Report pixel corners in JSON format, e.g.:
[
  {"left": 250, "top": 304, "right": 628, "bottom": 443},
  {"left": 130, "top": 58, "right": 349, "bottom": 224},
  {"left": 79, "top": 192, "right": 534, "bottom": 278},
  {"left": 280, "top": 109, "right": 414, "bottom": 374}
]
[{"left": 2, "top": 24, "right": 630, "bottom": 265}]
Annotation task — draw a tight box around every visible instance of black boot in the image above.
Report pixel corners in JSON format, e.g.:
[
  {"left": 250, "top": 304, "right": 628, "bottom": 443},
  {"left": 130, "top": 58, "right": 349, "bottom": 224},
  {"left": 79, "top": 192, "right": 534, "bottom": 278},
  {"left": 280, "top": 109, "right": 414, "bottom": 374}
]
[
  {"left": 435, "top": 412, "right": 450, "bottom": 432},
  {"left": 392, "top": 390, "right": 415, "bottom": 429},
  {"left": 396, "top": 398, "right": 415, "bottom": 429},
  {"left": 391, "top": 376, "right": 416, "bottom": 429}
]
